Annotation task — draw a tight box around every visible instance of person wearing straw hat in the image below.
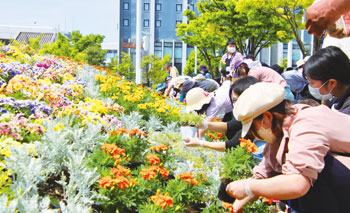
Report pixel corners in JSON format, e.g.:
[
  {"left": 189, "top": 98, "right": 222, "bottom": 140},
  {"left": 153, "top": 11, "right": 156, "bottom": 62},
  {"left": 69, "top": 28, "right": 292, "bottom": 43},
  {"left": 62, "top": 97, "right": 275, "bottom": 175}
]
[
  {"left": 225, "top": 82, "right": 350, "bottom": 212},
  {"left": 186, "top": 79, "right": 233, "bottom": 135},
  {"left": 164, "top": 75, "right": 191, "bottom": 98}
]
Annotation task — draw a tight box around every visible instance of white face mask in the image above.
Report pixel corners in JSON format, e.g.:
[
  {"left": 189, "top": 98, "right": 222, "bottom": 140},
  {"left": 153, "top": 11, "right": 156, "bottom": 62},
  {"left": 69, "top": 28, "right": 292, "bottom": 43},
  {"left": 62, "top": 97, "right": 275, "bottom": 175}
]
[
  {"left": 308, "top": 80, "right": 333, "bottom": 101},
  {"left": 227, "top": 47, "right": 236, "bottom": 53},
  {"left": 256, "top": 118, "right": 277, "bottom": 144}
]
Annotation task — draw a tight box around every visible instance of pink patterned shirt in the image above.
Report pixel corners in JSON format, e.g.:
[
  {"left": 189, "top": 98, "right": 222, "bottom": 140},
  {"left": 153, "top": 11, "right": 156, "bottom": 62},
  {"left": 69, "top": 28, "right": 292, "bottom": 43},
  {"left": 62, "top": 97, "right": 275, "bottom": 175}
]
[{"left": 253, "top": 104, "right": 350, "bottom": 183}]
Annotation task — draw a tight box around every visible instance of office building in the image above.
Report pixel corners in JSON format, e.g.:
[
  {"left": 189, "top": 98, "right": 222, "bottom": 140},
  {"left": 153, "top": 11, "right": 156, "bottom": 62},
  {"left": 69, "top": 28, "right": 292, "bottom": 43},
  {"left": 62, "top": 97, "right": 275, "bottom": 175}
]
[{"left": 114, "top": 0, "right": 198, "bottom": 74}]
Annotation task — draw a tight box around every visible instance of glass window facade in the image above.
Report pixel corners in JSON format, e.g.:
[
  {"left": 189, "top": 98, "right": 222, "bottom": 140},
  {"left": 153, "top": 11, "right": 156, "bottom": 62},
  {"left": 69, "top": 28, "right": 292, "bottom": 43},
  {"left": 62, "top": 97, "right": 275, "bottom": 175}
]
[
  {"left": 164, "top": 42, "right": 173, "bottom": 58},
  {"left": 123, "top": 19, "right": 129, "bottom": 27},
  {"left": 175, "top": 42, "right": 182, "bottom": 59},
  {"left": 144, "top": 3, "right": 149, "bottom": 11},
  {"left": 144, "top": 19, "right": 149, "bottom": 27},
  {"left": 155, "top": 42, "right": 162, "bottom": 58},
  {"left": 156, "top": 20, "right": 161, "bottom": 27},
  {"left": 176, "top": 4, "right": 182, "bottom": 11},
  {"left": 123, "top": 2, "right": 129, "bottom": 10},
  {"left": 187, "top": 46, "right": 194, "bottom": 59},
  {"left": 156, "top": 3, "right": 161, "bottom": 11}
]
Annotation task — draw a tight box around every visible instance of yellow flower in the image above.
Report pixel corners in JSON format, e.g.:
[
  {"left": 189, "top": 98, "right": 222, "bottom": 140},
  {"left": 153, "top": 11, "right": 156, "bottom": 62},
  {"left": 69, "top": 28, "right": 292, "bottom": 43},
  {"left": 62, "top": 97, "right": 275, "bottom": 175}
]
[
  {"left": 54, "top": 123, "right": 65, "bottom": 131},
  {"left": 13, "top": 82, "right": 22, "bottom": 90}
]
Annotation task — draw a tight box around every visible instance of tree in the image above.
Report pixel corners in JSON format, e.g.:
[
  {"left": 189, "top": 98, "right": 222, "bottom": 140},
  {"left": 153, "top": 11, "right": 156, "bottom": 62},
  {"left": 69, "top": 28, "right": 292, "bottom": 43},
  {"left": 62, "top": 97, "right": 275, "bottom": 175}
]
[
  {"left": 141, "top": 54, "right": 170, "bottom": 86},
  {"left": 235, "top": 0, "right": 314, "bottom": 57},
  {"left": 39, "top": 33, "right": 74, "bottom": 57},
  {"left": 176, "top": 10, "right": 225, "bottom": 78},
  {"left": 38, "top": 31, "right": 107, "bottom": 65},
  {"left": 114, "top": 52, "right": 135, "bottom": 80},
  {"left": 197, "top": 0, "right": 294, "bottom": 56},
  {"left": 184, "top": 49, "right": 204, "bottom": 76},
  {"left": 83, "top": 45, "right": 107, "bottom": 66}
]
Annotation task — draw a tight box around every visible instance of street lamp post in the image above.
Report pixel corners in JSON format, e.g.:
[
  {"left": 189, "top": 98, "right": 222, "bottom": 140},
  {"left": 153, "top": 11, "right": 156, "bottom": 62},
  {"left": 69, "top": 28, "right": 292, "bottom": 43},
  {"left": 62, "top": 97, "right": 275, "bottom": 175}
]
[{"left": 136, "top": 0, "right": 142, "bottom": 84}]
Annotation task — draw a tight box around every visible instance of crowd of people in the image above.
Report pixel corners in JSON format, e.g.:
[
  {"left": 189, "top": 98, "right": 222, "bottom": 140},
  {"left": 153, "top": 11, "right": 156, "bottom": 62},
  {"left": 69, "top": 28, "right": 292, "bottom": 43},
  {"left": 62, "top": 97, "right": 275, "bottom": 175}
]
[{"left": 157, "top": 1, "right": 350, "bottom": 212}]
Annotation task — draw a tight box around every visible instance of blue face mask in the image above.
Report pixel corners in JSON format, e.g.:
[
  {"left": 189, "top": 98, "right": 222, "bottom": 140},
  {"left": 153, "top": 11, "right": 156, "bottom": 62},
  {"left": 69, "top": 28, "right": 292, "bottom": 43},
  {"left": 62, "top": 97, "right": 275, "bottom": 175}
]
[{"left": 308, "top": 80, "right": 333, "bottom": 100}]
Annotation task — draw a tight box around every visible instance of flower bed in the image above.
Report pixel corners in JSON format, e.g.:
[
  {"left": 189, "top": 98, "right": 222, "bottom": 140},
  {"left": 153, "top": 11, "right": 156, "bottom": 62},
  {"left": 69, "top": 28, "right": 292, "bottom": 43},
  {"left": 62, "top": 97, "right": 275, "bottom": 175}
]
[{"left": 0, "top": 44, "right": 272, "bottom": 212}]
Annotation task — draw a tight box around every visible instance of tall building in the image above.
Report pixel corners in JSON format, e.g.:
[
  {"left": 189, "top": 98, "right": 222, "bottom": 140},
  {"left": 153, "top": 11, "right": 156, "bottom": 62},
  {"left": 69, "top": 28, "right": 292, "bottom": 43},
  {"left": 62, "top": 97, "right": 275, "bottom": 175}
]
[{"left": 115, "top": 0, "right": 198, "bottom": 74}]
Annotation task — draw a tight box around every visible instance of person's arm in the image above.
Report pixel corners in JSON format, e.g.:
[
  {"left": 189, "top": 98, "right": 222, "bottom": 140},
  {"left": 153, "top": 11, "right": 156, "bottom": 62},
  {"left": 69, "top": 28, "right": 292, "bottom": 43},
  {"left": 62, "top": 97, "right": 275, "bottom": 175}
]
[
  {"left": 164, "top": 85, "right": 173, "bottom": 97},
  {"left": 232, "top": 195, "right": 259, "bottom": 213},
  {"left": 226, "top": 174, "right": 311, "bottom": 201},
  {"left": 306, "top": 0, "right": 350, "bottom": 37},
  {"left": 207, "top": 121, "right": 228, "bottom": 133},
  {"left": 198, "top": 118, "right": 214, "bottom": 137},
  {"left": 183, "top": 138, "right": 226, "bottom": 152}
]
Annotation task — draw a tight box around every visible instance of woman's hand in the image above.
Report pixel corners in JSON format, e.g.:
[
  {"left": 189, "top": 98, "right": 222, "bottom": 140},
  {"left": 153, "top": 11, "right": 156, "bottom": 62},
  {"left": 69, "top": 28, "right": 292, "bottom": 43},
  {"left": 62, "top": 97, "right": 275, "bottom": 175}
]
[
  {"left": 226, "top": 179, "right": 249, "bottom": 200},
  {"left": 183, "top": 137, "right": 202, "bottom": 147}
]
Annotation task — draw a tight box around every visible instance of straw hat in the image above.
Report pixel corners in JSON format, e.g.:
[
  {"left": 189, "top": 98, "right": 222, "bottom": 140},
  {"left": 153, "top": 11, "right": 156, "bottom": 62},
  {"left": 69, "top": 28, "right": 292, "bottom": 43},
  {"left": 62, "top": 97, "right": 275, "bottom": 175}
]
[
  {"left": 185, "top": 87, "right": 214, "bottom": 113},
  {"left": 174, "top": 76, "right": 186, "bottom": 89},
  {"left": 233, "top": 83, "right": 285, "bottom": 137}
]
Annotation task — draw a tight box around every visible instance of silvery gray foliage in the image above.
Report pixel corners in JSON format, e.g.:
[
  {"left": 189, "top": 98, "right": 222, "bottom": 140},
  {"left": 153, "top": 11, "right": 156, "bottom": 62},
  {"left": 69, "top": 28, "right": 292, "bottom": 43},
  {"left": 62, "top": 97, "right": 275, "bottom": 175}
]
[
  {"left": 77, "top": 65, "right": 102, "bottom": 99},
  {"left": 54, "top": 150, "right": 99, "bottom": 213},
  {"left": 163, "top": 121, "right": 180, "bottom": 133},
  {"left": 121, "top": 111, "right": 144, "bottom": 130},
  {"left": 17, "top": 195, "right": 58, "bottom": 213},
  {"left": 0, "top": 195, "right": 17, "bottom": 213},
  {"left": 6, "top": 145, "right": 46, "bottom": 197},
  {"left": 145, "top": 115, "right": 163, "bottom": 131},
  {"left": 2, "top": 116, "right": 105, "bottom": 212}
]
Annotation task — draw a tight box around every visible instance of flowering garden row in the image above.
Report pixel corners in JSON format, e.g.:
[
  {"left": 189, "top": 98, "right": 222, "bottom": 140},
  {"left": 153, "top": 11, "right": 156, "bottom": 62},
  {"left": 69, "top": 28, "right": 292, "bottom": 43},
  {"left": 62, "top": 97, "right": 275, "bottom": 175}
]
[{"left": 0, "top": 44, "right": 269, "bottom": 212}]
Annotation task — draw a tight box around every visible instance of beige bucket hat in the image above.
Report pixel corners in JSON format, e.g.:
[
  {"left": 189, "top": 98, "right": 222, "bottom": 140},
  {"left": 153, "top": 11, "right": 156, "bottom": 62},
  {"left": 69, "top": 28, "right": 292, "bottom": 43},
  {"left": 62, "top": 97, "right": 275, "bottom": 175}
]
[
  {"left": 233, "top": 82, "right": 285, "bottom": 137},
  {"left": 185, "top": 87, "right": 214, "bottom": 113}
]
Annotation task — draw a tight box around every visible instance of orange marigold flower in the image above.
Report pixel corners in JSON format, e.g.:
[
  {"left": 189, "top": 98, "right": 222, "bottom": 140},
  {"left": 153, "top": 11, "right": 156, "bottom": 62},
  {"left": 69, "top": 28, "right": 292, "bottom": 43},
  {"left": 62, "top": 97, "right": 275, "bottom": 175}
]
[
  {"left": 140, "top": 168, "right": 157, "bottom": 180},
  {"left": 263, "top": 197, "right": 275, "bottom": 205},
  {"left": 101, "top": 144, "right": 126, "bottom": 156},
  {"left": 128, "top": 128, "right": 138, "bottom": 136},
  {"left": 110, "top": 165, "right": 131, "bottom": 177},
  {"left": 151, "top": 192, "right": 173, "bottom": 210},
  {"left": 149, "top": 144, "right": 168, "bottom": 152},
  {"left": 178, "top": 172, "right": 199, "bottom": 185},
  {"left": 98, "top": 176, "right": 115, "bottom": 188},
  {"left": 240, "top": 138, "right": 258, "bottom": 153},
  {"left": 146, "top": 154, "right": 160, "bottom": 165},
  {"left": 118, "top": 128, "right": 128, "bottom": 134},
  {"left": 247, "top": 143, "right": 258, "bottom": 153},
  {"left": 114, "top": 176, "right": 131, "bottom": 189},
  {"left": 159, "top": 167, "right": 169, "bottom": 178},
  {"left": 222, "top": 202, "right": 235, "bottom": 213}
]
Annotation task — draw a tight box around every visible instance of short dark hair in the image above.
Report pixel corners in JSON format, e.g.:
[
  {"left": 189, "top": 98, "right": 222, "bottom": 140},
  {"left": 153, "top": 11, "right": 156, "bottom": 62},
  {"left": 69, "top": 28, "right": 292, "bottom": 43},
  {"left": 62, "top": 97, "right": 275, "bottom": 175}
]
[
  {"left": 236, "top": 63, "right": 250, "bottom": 77},
  {"left": 226, "top": 39, "right": 236, "bottom": 46},
  {"left": 303, "top": 46, "right": 350, "bottom": 85},
  {"left": 270, "top": 64, "right": 283, "bottom": 75},
  {"left": 229, "top": 76, "right": 259, "bottom": 103}
]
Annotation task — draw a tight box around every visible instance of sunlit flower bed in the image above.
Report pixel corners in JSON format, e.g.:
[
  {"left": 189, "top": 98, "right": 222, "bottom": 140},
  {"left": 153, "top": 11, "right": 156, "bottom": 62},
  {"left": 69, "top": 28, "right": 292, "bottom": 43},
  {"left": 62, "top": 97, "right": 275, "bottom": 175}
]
[{"left": 0, "top": 45, "right": 269, "bottom": 212}]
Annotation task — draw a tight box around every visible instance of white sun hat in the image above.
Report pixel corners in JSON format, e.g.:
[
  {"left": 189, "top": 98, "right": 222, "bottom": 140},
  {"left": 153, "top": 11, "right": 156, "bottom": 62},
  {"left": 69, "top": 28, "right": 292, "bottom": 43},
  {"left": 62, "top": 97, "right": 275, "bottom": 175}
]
[{"left": 185, "top": 87, "right": 214, "bottom": 113}]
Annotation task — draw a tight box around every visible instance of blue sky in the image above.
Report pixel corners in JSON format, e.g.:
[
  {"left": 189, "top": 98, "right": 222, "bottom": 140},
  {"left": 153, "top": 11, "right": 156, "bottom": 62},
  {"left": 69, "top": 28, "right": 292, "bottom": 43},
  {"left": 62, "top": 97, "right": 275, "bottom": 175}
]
[{"left": 0, "top": 0, "right": 119, "bottom": 42}]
